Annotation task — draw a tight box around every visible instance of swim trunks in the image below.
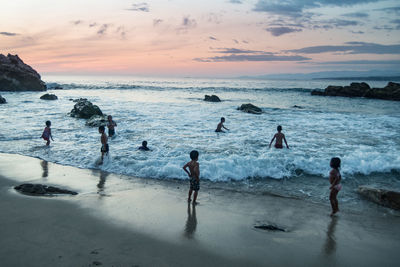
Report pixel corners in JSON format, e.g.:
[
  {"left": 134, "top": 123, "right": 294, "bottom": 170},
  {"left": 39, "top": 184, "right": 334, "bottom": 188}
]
[
  {"left": 333, "top": 184, "right": 342, "bottom": 191},
  {"left": 275, "top": 144, "right": 283, "bottom": 149},
  {"left": 190, "top": 177, "right": 200, "bottom": 191},
  {"left": 108, "top": 129, "right": 115, "bottom": 137},
  {"left": 101, "top": 144, "right": 109, "bottom": 153}
]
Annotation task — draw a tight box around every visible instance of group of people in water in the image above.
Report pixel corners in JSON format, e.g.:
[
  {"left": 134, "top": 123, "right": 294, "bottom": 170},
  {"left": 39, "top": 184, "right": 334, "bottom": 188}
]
[{"left": 41, "top": 115, "right": 342, "bottom": 215}]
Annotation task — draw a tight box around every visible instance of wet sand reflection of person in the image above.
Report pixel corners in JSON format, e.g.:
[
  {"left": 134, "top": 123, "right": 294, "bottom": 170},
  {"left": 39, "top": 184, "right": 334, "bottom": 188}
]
[
  {"left": 324, "top": 216, "right": 338, "bottom": 255},
  {"left": 41, "top": 160, "right": 48, "bottom": 178},
  {"left": 184, "top": 202, "right": 197, "bottom": 239},
  {"left": 97, "top": 170, "right": 109, "bottom": 196}
]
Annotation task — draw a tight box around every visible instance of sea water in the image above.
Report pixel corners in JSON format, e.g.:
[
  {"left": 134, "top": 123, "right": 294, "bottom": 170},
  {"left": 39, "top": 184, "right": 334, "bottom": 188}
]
[{"left": 1, "top": 76, "right": 399, "bottom": 204}]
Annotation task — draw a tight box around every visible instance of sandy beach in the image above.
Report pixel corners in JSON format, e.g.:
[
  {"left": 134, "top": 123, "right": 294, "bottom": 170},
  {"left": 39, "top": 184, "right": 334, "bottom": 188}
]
[{"left": 1, "top": 153, "right": 399, "bottom": 267}]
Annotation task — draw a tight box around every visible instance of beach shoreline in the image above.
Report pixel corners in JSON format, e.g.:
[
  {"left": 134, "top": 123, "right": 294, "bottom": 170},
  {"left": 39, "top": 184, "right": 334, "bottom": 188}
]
[{"left": 1, "top": 153, "right": 400, "bottom": 266}]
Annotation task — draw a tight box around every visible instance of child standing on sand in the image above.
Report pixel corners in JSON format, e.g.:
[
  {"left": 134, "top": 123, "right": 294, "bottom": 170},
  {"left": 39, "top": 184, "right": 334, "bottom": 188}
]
[
  {"left": 269, "top": 125, "right": 289, "bottom": 149},
  {"left": 107, "top": 115, "right": 117, "bottom": 137},
  {"left": 98, "top": 126, "right": 109, "bottom": 165},
  {"left": 183, "top": 150, "right": 200, "bottom": 204},
  {"left": 215, "top": 117, "right": 229, "bottom": 132},
  {"left": 329, "top": 157, "right": 342, "bottom": 216},
  {"left": 41, "top": 120, "right": 54, "bottom": 146}
]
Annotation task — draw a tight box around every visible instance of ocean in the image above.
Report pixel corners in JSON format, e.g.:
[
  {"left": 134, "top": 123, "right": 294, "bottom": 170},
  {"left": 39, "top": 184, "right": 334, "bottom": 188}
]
[{"left": 1, "top": 75, "right": 399, "bottom": 208}]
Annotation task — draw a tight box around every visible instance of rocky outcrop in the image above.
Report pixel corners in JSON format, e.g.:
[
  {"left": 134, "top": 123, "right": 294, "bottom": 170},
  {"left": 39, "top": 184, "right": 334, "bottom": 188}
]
[
  {"left": 0, "top": 95, "right": 6, "bottom": 104},
  {"left": 0, "top": 54, "right": 46, "bottom": 91},
  {"left": 14, "top": 184, "right": 78, "bottom": 196},
  {"left": 204, "top": 95, "right": 221, "bottom": 102},
  {"left": 70, "top": 99, "right": 103, "bottom": 119},
  {"left": 311, "top": 82, "right": 400, "bottom": 101},
  {"left": 237, "top": 103, "right": 262, "bottom": 114},
  {"left": 358, "top": 186, "right": 400, "bottom": 210},
  {"left": 40, "top": 93, "right": 58, "bottom": 100},
  {"left": 85, "top": 115, "right": 108, "bottom": 127}
]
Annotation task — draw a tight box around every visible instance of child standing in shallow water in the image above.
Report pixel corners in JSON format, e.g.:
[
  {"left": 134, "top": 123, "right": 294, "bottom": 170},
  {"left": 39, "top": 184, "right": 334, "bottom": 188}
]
[
  {"left": 269, "top": 125, "right": 289, "bottom": 149},
  {"left": 329, "top": 157, "right": 342, "bottom": 216},
  {"left": 183, "top": 150, "right": 200, "bottom": 204},
  {"left": 41, "top": 120, "right": 54, "bottom": 146}
]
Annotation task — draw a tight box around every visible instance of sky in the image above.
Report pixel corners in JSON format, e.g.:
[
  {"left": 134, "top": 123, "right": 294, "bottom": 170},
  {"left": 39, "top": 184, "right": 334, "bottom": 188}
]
[{"left": 1, "top": 0, "right": 400, "bottom": 77}]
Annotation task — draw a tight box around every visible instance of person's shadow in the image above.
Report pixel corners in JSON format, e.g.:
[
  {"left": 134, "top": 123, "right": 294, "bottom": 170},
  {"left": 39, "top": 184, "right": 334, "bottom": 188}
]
[
  {"left": 324, "top": 216, "right": 338, "bottom": 255},
  {"left": 41, "top": 160, "right": 49, "bottom": 178},
  {"left": 97, "top": 171, "right": 109, "bottom": 197},
  {"left": 183, "top": 202, "right": 197, "bottom": 239}
]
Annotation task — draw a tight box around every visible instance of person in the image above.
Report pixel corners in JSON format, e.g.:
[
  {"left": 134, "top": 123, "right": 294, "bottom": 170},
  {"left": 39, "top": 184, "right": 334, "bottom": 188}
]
[
  {"left": 269, "top": 125, "right": 289, "bottom": 149},
  {"left": 215, "top": 117, "right": 229, "bottom": 132},
  {"left": 41, "top": 120, "right": 54, "bottom": 146},
  {"left": 138, "top": 140, "right": 150, "bottom": 151},
  {"left": 183, "top": 150, "right": 200, "bottom": 204},
  {"left": 107, "top": 115, "right": 117, "bottom": 137},
  {"left": 98, "top": 126, "right": 109, "bottom": 165},
  {"left": 329, "top": 157, "right": 342, "bottom": 216}
]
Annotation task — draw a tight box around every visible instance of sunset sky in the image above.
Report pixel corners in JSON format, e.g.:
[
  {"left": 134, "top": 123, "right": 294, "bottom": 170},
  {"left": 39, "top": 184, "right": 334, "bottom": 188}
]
[{"left": 1, "top": 0, "right": 400, "bottom": 77}]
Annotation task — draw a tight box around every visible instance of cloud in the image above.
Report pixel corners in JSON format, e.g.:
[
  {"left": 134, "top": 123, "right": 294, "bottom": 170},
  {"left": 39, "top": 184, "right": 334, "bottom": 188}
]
[
  {"left": 89, "top": 23, "right": 98, "bottom": 28},
  {"left": 342, "top": 12, "right": 369, "bottom": 18},
  {"left": 177, "top": 16, "right": 197, "bottom": 33},
  {"left": 314, "top": 60, "right": 400, "bottom": 65},
  {"left": 228, "top": 0, "right": 243, "bottom": 3},
  {"left": 72, "top": 20, "right": 83, "bottom": 25},
  {"left": 285, "top": 42, "right": 400, "bottom": 54},
  {"left": 266, "top": 26, "right": 302, "bottom": 36},
  {"left": 213, "top": 48, "right": 266, "bottom": 54},
  {"left": 233, "top": 39, "right": 239, "bottom": 44},
  {"left": 126, "top": 2, "right": 149, "bottom": 12},
  {"left": 153, "top": 19, "right": 163, "bottom": 26},
  {"left": 209, "top": 36, "right": 218, "bottom": 41},
  {"left": 194, "top": 54, "right": 310, "bottom": 62},
  {"left": 97, "top": 24, "right": 111, "bottom": 35},
  {"left": 0, "top": 32, "right": 18, "bottom": 36}
]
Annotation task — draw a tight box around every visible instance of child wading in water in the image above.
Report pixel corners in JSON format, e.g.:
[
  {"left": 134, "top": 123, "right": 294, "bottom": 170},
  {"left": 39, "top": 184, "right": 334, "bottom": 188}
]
[
  {"left": 269, "top": 125, "right": 289, "bottom": 149},
  {"left": 215, "top": 117, "right": 229, "bottom": 132},
  {"left": 107, "top": 115, "right": 117, "bottom": 137},
  {"left": 183, "top": 150, "right": 200, "bottom": 204},
  {"left": 41, "top": 120, "right": 54, "bottom": 146},
  {"left": 329, "top": 157, "right": 342, "bottom": 216},
  {"left": 98, "top": 126, "right": 109, "bottom": 165}
]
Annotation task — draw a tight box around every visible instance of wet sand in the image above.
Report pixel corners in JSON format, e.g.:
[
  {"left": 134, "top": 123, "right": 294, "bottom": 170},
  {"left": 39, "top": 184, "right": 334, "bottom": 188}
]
[{"left": 0, "top": 153, "right": 399, "bottom": 267}]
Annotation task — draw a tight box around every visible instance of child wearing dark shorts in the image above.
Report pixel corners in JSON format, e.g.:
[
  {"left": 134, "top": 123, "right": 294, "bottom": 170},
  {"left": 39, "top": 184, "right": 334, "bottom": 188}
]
[{"left": 183, "top": 150, "right": 200, "bottom": 204}]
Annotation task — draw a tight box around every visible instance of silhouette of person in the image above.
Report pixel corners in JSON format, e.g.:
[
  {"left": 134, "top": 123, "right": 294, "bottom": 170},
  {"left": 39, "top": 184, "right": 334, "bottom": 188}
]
[{"left": 184, "top": 202, "right": 197, "bottom": 239}]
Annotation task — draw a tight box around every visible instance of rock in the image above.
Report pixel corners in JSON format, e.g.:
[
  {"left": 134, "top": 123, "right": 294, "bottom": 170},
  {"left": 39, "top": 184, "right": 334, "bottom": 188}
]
[
  {"left": 358, "top": 186, "right": 400, "bottom": 210},
  {"left": 292, "top": 105, "right": 304, "bottom": 109},
  {"left": 70, "top": 99, "right": 103, "bottom": 119},
  {"left": 237, "top": 103, "right": 262, "bottom": 114},
  {"left": 311, "top": 82, "right": 400, "bottom": 101},
  {"left": 254, "top": 224, "right": 286, "bottom": 232},
  {"left": 204, "top": 94, "right": 221, "bottom": 102},
  {"left": 40, "top": 93, "right": 58, "bottom": 100},
  {"left": 14, "top": 184, "right": 78, "bottom": 196},
  {"left": 0, "top": 95, "right": 6, "bottom": 104},
  {"left": 85, "top": 115, "right": 108, "bottom": 127},
  {"left": 0, "top": 54, "right": 46, "bottom": 91}
]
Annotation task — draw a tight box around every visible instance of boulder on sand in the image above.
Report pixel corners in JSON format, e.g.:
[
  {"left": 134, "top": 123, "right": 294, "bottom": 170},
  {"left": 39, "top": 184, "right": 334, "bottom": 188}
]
[
  {"left": 14, "top": 183, "right": 78, "bottom": 196},
  {"left": 40, "top": 93, "right": 58, "bottom": 100},
  {"left": 358, "top": 186, "right": 400, "bottom": 210},
  {"left": 204, "top": 95, "right": 221, "bottom": 102},
  {"left": 237, "top": 103, "right": 262, "bottom": 114},
  {"left": 0, "top": 95, "right": 6, "bottom": 104},
  {"left": 0, "top": 54, "right": 46, "bottom": 91},
  {"left": 70, "top": 99, "right": 103, "bottom": 119}
]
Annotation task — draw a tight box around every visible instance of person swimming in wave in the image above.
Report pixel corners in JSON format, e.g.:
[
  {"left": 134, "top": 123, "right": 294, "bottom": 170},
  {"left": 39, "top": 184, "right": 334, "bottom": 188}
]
[
  {"left": 41, "top": 120, "right": 54, "bottom": 146},
  {"left": 138, "top": 140, "right": 150, "bottom": 151},
  {"left": 98, "top": 126, "right": 109, "bottom": 165},
  {"left": 329, "top": 157, "right": 342, "bottom": 216},
  {"left": 269, "top": 125, "right": 289, "bottom": 149},
  {"left": 215, "top": 117, "right": 229, "bottom": 133}
]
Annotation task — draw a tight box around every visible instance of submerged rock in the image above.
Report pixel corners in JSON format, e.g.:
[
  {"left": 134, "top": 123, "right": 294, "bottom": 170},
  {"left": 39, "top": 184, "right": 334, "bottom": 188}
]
[
  {"left": 204, "top": 95, "right": 221, "bottom": 102},
  {"left": 0, "top": 54, "right": 46, "bottom": 91},
  {"left": 237, "top": 103, "right": 262, "bottom": 114},
  {"left": 358, "top": 186, "right": 400, "bottom": 210},
  {"left": 311, "top": 82, "right": 400, "bottom": 101},
  {"left": 40, "top": 93, "right": 58, "bottom": 100},
  {"left": 85, "top": 115, "right": 108, "bottom": 127},
  {"left": 70, "top": 99, "right": 103, "bottom": 119},
  {"left": 0, "top": 95, "right": 6, "bottom": 104},
  {"left": 14, "top": 184, "right": 78, "bottom": 196}
]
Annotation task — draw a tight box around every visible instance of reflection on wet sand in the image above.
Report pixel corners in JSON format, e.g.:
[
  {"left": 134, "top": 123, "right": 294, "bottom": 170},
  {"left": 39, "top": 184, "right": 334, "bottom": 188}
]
[
  {"left": 324, "top": 216, "right": 338, "bottom": 255},
  {"left": 97, "top": 170, "right": 110, "bottom": 196},
  {"left": 184, "top": 202, "right": 197, "bottom": 239},
  {"left": 41, "top": 160, "right": 48, "bottom": 178}
]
